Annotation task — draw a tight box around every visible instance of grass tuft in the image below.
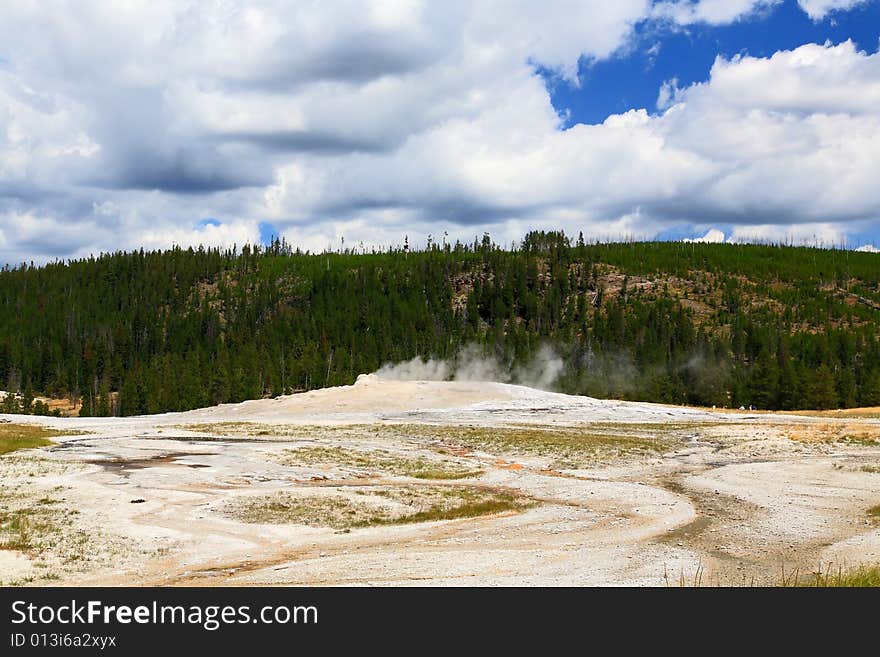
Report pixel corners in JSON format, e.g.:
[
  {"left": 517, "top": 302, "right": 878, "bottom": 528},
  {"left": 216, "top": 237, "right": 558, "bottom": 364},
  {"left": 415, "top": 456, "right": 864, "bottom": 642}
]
[
  {"left": 781, "top": 563, "right": 880, "bottom": 587},
  {"left": 0, "top": 510, "right": 34, "bottom": 550}
]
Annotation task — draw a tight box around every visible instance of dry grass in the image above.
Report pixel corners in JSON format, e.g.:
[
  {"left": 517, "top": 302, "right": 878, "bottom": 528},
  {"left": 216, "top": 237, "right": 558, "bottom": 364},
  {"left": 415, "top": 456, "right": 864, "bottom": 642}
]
[
  {"left": 373, "top": 423, "right": 679, "bottom": 466},
  {"left": 180, "top": 421, "right": 274, "bottom": 435},
  {"left": 779, "top": 407, "right": 880, "bottom": 419},
  {"left": 226, "top": 484, "right": 533, "bottom": 530},
  {"left": 278, "top": 446, "right": 482, "bottom": 480},
  {"left": 179, "top": 422, "right": 319, "bottom": 437},
  {"left": 181, "top": 421, "right": 691, "bottom": 466},
  {"left": 784, "top": 423, "right": 880, "bottom": 445},
  {"left": 699, "top": 406, "right": 880, "bottom": 419}
]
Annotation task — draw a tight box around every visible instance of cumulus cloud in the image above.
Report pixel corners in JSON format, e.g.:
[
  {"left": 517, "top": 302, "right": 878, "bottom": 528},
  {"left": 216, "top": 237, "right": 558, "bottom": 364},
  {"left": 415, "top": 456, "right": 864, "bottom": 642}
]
[
  {"left": 797, "top": 0, "right": 871, "bottom": 20},
  {"left": 684, "top": 228, "right": 727, "bottom": 242},
  {"left": 652, "top": 0, "right": 782, "bottom": 25},
  {"left": 0, "top": 2, "right": 879, "bottom": 264},
  {"left": 653, "top": 0, "right": 867, "bottom": 23},
  {"left": 689, "top": 41, "right": 880, "bottom": 115},
  {"left": 657, "top": 77, "right": 685, "bottom": 110},
  {"left": 655, "top": 41, "right": 880, "bottom": 226},
  {"left": 726, "top": 222, "right": 850, "bottom": 245}
]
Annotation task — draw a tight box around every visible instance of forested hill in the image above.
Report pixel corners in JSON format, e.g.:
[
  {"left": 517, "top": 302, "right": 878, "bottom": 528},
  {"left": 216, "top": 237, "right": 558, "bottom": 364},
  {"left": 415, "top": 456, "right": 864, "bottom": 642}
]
[{"left": 2, "top": 232, "right": 880, "bottom": 416}]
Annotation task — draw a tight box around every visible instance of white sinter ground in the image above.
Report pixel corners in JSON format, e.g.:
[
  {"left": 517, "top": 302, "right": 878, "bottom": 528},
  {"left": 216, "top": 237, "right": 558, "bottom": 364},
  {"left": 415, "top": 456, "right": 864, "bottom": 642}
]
[{"left": 2, "top": 374, "right": 880, "bottom": 586}]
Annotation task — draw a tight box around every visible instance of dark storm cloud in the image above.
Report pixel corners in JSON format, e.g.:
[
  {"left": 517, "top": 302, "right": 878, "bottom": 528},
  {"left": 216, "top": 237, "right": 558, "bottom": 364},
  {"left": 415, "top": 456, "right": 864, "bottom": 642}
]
[
  {"left": 230, "top": 38, "right": 445, "bottom": 91},
  {"left": 87, "top": 147, "right": 273, "bottom": 194},
  {"left": 0, "top": 183, "right": 98, "bottom": 225},
  {"left": 319, "top": 196, "right": 544, "bottom": 226},
  {"left": 298, "top": 41, "right": 437, "bottom": 83},
  {"left": 107, "top": 165, "right": 261, "bottom": 195},
  {"left": 424, "top": 199, "right": 543, "bottom": 225},
  {"left": 15, "top": 233, "right": 90, "bottom": 258},
  {"left": 224, "top": 130, "right": 392, "bottom": 154},
  {"left": 0, "top": 181, "right": 58, "bottom": 204},
  {"left": 641, "top": 196, "right": 880, "bottom": 228}
]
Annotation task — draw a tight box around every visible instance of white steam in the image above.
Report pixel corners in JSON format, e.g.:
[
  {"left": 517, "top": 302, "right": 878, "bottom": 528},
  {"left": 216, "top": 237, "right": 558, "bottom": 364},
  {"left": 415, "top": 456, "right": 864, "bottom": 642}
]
[
  {"left": 374, "top": 344, "right": 565, "bottom": 391},
  {"left": 514, "top": 345, "right": 565, "bottom": 390},
  {"left": 374, "top": 357, "right": 451, "bottom": 381}
]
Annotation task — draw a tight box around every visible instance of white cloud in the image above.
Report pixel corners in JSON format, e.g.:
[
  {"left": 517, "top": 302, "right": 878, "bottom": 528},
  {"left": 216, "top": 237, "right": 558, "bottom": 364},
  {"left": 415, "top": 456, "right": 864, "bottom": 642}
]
[
  {"left": 726, "top": 222, "right": 849, "bottom": 245},
  {"left": 855, "top": 243, "right": 879, "bottom": 252},
  {"left": 262, "top": 40, "right": 880, "bottom": 247},
  {"left": 1, "top": 2, "right": 879, "bottom": 264},
  {"left": 797, "top": 0, "right": 870, "bottom": 20},
  {"left": 652, "top": 0, "right": 867, "bottom": 23},
  {"left": 693, "top": 41, "right": 880, "bottom": 115},
  {"left": 134, "top": 219, "right": 260, "bottom": 252},
  {"left": 653, "top": 1, "right": 781, "bottom": 25},
  {"left": 657, "top": 42, "right": 880, "bottom": 225},
  {"left": 684, "top": 228, "right": 727, "bottom": 242},
  {"left": 657, "top": 77, "right": 686, "bottom": 110}
]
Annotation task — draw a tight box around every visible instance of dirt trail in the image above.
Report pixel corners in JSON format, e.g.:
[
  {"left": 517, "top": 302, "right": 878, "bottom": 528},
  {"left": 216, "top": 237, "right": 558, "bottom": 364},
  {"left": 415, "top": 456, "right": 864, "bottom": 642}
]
[{"left": 2, "top": 376, "right": 880, "bottom": 586}]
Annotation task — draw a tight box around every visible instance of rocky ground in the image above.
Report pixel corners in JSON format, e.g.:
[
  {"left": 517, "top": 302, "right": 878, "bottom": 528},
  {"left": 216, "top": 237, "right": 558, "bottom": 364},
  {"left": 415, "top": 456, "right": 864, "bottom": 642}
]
[{"left": 2, "top": 374, "right": 879, "bottom": 586}]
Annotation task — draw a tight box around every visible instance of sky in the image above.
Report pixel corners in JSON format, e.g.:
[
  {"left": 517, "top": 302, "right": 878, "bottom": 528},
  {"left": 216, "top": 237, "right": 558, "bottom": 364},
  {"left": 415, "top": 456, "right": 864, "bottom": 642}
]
[{"left": 1, "top": 0, "right": 879, "bottom": 264}]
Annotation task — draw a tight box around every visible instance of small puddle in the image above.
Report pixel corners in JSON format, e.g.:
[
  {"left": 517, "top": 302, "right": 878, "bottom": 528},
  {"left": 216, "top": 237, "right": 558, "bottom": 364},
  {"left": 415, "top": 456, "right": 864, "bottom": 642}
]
[
  {"left": 137, "top": 435, "right": 289, "bottom": 444},
  {"left": 89, "top": 452, "right": 211, "bottom": 477}
]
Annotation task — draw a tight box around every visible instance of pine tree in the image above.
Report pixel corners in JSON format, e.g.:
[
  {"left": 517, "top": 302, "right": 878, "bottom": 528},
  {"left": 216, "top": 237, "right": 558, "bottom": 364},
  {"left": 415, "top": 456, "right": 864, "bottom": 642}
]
[{"left": 808, "top": 364, "right": 839, "bottom": 410}]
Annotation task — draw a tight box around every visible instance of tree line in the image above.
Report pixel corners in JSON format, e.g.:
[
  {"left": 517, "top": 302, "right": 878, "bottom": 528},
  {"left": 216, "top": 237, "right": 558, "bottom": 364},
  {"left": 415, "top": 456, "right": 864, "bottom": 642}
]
[{"left": 1, "top": 231, "right": 878, "bottom": 416}]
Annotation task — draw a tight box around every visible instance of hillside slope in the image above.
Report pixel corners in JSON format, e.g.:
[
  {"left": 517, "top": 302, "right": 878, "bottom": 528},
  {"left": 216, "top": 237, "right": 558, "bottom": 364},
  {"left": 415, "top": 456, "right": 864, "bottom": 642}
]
[{"left": 1, "top": 232, "right": 879, "bottom": 415}]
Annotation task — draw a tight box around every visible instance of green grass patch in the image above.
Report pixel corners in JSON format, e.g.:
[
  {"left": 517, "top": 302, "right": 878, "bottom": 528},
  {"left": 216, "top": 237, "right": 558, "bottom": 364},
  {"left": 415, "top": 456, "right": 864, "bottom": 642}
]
[{"left": 0, "top": 423, "right": 82, "bottom": 455}]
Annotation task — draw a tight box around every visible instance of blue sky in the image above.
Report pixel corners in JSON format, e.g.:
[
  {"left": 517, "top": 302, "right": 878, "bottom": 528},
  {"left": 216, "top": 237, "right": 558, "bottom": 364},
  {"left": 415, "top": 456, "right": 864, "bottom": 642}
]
[
  {"left": 545, "top": 0, "right": 880, "bottom": 126},
  {"left": 1, "top": 1, "right": 879, "bottom": 263}
]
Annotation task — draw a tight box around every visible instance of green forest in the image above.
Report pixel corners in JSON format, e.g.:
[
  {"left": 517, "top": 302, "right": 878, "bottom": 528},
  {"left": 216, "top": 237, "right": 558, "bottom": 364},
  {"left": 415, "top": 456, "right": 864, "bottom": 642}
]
[{"left": 1, "top": 231, "right": 879, "bottom": 416}]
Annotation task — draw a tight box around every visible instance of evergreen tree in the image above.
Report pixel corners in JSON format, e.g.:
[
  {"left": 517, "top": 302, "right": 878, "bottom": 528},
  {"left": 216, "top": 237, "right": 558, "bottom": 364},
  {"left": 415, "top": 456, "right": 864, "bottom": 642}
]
[
  {"left": 808, "top": 364, "right": 839, "bottom": 410},
  {"left": 1, "top": 236, "right": 878, "bottom": 415}
]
